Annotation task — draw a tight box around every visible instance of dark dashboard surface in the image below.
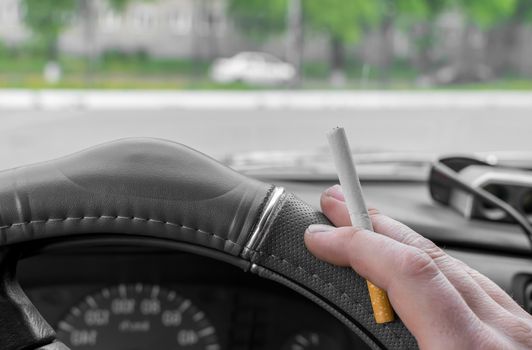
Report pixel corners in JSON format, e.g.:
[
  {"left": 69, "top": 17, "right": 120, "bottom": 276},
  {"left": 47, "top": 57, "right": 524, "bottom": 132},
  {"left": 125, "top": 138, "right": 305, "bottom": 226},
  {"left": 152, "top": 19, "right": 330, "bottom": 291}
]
[
  {"left": 16, "top": 179, "right": 532, "bottom": 349},
  {"left": 19, "top": 250, "right": 368, "bottom": 350}
]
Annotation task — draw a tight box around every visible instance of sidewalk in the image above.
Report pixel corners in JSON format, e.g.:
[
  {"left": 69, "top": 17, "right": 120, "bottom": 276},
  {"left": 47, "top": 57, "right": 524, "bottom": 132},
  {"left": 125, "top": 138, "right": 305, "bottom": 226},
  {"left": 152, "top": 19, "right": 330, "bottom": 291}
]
[{"left": 1, "top": 89, "right": 532, "bottom": 110}]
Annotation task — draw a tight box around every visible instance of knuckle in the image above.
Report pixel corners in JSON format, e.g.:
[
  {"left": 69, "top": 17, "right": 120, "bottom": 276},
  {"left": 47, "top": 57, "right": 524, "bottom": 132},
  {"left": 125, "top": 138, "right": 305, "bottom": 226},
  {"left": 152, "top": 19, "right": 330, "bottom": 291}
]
[
  {"left": 415, "top": 235, "right": 440, "bottom": 254},
  {"left": 504, "top": 318, "right": 532, "bottom": 347},
  {"left": 464, "top": 318, "right": 532, "bottom": 350},
  {"left": 398, "top": 226, "right": 442, "bottom": 256},
  {"left": 398, "top": 247, "right": 438, "bottom": 279},
  {"left": 467, "top": 330, "right": 503, "bottom": 350}
]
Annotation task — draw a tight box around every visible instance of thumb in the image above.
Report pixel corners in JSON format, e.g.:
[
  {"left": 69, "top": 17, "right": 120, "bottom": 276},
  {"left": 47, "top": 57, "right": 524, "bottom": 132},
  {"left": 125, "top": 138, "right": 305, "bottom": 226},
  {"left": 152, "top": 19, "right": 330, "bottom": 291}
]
[
  {"left": 304, "top": 224, "right": 481, "bottom": 347},
  {"left": 304, "top": 224, "right": 420, "bottom": 289}
]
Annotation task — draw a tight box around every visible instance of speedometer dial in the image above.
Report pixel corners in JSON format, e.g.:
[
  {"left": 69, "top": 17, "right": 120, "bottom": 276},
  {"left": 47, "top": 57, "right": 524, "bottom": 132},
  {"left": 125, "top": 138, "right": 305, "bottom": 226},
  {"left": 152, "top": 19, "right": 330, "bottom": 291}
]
[{"left": 56, "top": 283, "right": 221, "bottom": 350}]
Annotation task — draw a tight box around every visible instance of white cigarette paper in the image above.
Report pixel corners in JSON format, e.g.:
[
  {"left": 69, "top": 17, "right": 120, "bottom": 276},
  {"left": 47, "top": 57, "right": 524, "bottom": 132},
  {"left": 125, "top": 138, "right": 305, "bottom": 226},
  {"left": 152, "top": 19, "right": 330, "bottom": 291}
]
[
  {"left": 327, "top": 126, "right": 394, "bottom": 324},
  {"left": 327, "top": 127, "right": 373, "bottom": 231}
]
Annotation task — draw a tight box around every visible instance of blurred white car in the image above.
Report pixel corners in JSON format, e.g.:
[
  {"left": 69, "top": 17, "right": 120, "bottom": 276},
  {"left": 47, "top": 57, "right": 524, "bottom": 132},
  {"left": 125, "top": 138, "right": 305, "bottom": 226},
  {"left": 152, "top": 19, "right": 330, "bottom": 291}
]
[{"left": 210, "top": 52, "right": 296, "bottom": 85}]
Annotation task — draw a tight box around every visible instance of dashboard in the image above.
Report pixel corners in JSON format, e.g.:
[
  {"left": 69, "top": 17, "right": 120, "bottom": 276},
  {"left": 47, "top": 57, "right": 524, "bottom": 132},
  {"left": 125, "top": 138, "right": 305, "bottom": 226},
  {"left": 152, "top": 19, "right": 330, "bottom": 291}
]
[
  {"left": 18, "top": 248, "right": 368, "bottom": 350},
  {"left": 14, "top": 179, "right": 532, "bottom": 350}
]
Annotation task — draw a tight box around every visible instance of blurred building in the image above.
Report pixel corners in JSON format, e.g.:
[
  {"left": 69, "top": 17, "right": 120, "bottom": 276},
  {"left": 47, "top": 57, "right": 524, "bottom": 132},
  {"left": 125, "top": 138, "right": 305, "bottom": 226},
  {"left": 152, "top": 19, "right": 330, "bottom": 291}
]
[
  {"left": 0, "top": 0, "right": 531, "bottom": 77},
  {"left": 0, "top": 0, "right": 28, "bottom": 44},
  {"left": 0, "top": 0, "right": 329, "bottom": 61}
]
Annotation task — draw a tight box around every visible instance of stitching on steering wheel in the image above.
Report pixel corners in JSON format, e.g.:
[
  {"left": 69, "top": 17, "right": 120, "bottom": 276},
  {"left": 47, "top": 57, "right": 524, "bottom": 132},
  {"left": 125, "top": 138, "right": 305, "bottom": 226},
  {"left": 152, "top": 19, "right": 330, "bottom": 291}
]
[
  {"left": 0, "top": 212, "right": 406, "bottom": 345},
  {"left": 0, "top": 215, "right": 242, "bottom": 249},
  {"left": 265, "top": 253, "right": 362, "bottom": 304}
]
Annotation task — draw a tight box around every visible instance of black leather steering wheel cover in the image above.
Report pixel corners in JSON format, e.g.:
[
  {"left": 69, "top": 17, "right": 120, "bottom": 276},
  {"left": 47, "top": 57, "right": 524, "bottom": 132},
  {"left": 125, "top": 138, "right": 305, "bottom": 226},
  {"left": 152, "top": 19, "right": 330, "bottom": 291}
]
[
  {"left": 0, "top": 138, "right": 270, "bottom": 253},
  {"left": 0, "top": 138, "right": 416, "bottom": 349},
  {"left": 247, "top": 192, "right": 417, "bottom": 349}
]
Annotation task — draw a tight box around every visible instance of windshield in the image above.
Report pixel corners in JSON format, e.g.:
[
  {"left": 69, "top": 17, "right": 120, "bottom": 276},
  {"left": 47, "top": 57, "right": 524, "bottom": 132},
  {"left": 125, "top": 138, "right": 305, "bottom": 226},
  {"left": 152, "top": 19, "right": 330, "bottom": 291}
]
[{"left": 1, "top": 0, "right": 531, "bottom": 174}]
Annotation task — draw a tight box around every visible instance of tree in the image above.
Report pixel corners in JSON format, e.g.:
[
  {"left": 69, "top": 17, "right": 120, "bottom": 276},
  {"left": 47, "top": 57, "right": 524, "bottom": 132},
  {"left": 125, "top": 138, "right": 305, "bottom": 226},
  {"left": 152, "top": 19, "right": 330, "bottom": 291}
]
[
  {"left": 108, "top": 0, "right": 133, "bottom": 11},
  {"left": 229, "top": 0, "right": 306, "bottom": 83},
  {"left": 452, "top": 0, "right": 518, "bottom": 81},
  {"left": 286, "top": 0, "right": 303, "bottom": 85},
  {"left": 504, "top": 0, "right": 532, "bottom": 76},
  {"left": 393, "top": 0, "right": 449, "bottom": 75},
  {"left": 304, "top": 0, "right": 381, "bottom": 82},
  {"left": 372, "top": 0, "right": 446, "bottom": 83},
  {"left": 458, "top": 0, "right": 517, "bottom": 29},
  {"left": 229, "top": 0, "right": 382, "bottom": 83},
  {"left": 228, "top": 0, "right": 287, "bottom": 41},
  {"left": 80, "top": 0, "right": 139, "bottom": 83},
  {"left": 21, "top": 0, "right": 76, "bottom": 61},
  {"left": 474, "top": 0, "right": 532, "bottom": 76}
]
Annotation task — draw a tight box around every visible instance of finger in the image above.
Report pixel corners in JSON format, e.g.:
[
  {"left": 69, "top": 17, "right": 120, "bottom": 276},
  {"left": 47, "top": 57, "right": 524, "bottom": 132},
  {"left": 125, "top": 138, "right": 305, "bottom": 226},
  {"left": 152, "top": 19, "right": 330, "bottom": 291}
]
[
  {"left": 304, "top": 224, "right": 483, "bottom": 347},
  {"left": 321, "top": 185, "right": 511, "bottom": 320},
  {"left": 452, "top": 257, "right": 532, "bottom": 319},
  {"left": 368, "top": 207, "right": 526, "bottom": 321},
  {"left": 321, "top": 185, "right": 440, "bottom": 249},
  {"left": 320, "top": 185, "right": 351, "bottom": 227}
]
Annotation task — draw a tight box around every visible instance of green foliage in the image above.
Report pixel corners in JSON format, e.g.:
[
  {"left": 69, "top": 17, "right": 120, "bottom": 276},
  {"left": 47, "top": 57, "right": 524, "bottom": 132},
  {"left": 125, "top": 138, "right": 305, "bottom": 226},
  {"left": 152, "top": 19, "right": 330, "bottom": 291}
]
[
  {"left": 108, "top": 0, "right": 155, "bottom": 12},
  {"left": 108, "top": 0, "right": 133, "bottom": 11},
  {"left": 394, "top": 0, "right": 450, "bottom": 21},
  {"left": 303, "top": 0, "right": 381, "bottom": 42},
  {"left": 21, "top": 0, "right": 76, "bottom": 57},
  {"left": 228, "top": 0, "right": 287, "bottom": 40},
  {"left": 106, "top": 0, "right": 157, "bottom": 12},
  {"left": 455, "top": 0, "right": 518, "bottom": 28},
  {"left": 229, "top": 0, "right": 382, "bottom": 43}
]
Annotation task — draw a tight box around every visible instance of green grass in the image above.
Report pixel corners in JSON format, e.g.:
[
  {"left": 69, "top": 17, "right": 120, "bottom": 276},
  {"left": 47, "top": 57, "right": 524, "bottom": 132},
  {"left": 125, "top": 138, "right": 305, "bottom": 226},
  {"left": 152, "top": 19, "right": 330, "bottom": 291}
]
[
  {"left": 439, "top": 79, "right": 532, "bottom": 90},
  {"left": 0, "top": 53, "right": 531, "bottom": 90}
]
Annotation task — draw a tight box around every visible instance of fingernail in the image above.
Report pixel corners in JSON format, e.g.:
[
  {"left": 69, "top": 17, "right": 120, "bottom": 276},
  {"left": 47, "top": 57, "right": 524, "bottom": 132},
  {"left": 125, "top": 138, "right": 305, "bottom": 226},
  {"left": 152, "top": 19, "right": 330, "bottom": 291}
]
[
  {"left": 326, "top": 184, "right": 345, "bottom": 201},
  {"left": 306, "top": 224, "right": 335, "bottom": 234}
]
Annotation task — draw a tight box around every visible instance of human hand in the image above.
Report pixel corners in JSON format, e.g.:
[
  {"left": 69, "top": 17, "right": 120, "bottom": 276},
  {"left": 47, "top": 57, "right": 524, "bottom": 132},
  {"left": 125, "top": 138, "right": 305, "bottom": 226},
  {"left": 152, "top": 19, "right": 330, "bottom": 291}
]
[{"left": 304, "top": 185, "right": 532, "bottom": 350}]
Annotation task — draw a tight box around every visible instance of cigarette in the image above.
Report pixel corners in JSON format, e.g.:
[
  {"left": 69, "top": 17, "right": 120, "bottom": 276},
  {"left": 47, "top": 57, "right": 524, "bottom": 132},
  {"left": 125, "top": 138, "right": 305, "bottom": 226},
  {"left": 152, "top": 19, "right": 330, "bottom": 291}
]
[{"left": 327, "top": 127, "right": 395, "bottom": 324}]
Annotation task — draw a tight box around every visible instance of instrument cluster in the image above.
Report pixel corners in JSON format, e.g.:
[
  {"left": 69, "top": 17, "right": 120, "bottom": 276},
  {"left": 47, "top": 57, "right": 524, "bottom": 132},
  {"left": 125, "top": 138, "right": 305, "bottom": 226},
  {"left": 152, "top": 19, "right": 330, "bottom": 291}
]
[{"left": 19, "top": 250, "right": 369, "bottom": 350}]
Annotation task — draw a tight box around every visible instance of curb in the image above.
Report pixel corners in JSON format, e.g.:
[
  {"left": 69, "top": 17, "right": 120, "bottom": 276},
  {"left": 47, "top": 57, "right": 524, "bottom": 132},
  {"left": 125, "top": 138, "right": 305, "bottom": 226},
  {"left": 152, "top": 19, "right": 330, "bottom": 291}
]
[{"left": 1, "top": 90, "right": 532, "bottom": 110}]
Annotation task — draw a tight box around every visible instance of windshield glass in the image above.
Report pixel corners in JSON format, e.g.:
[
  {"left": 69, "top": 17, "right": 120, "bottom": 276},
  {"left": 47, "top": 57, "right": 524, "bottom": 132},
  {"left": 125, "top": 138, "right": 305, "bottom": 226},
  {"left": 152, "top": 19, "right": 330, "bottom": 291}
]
[{"left": 1, "top": 0, "right": 531, "bottom": 174}]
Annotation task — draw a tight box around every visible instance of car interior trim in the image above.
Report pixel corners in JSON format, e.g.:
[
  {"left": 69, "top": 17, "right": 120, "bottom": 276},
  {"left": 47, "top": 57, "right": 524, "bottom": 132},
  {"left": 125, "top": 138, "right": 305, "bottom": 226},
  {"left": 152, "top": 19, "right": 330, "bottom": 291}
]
[{"left": 243, "top": 186, "right": 285, "bottom": 255}]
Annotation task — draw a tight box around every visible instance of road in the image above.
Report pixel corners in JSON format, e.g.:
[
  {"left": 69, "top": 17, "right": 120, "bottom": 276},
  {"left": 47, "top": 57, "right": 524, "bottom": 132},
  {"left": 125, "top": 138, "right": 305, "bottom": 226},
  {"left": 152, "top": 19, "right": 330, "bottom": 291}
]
[{"left": 1, "top": 107, "right": 531, "bottom": 170}]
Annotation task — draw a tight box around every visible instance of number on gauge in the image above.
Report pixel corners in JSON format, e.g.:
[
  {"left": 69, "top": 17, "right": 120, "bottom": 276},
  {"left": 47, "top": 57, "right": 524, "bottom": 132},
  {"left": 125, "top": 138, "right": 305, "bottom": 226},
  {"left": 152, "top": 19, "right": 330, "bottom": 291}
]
[{"left": 56, "top": 283, "right": 221, "bottom": 350}]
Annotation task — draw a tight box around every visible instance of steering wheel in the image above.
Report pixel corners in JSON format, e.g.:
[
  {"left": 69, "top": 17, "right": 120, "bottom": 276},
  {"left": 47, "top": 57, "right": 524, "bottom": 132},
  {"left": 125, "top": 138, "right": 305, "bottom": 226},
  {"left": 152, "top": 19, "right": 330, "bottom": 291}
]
[{"left": 0, "top": 138, "right": 416, "bottom": 350}]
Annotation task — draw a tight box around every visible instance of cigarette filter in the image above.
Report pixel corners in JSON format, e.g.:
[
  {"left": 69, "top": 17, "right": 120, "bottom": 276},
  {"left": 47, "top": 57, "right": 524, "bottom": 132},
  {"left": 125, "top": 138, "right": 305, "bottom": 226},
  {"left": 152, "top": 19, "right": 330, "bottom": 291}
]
[{"left": 327, "top": 126, "right": 395, "bottom": 324}]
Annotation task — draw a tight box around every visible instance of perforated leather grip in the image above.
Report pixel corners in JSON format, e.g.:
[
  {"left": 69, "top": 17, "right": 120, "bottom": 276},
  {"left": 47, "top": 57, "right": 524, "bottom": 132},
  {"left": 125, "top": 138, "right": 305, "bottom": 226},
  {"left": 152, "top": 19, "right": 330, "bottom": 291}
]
[
  {"left": 0, "top": 138, "right": 417, "bottom": 350},
  {"left": 247, "top": 193, "right": 417, "bottom": 349}
]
